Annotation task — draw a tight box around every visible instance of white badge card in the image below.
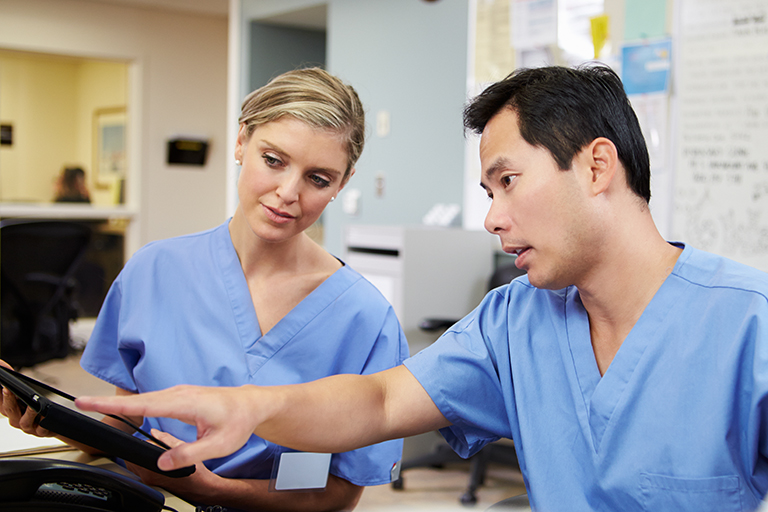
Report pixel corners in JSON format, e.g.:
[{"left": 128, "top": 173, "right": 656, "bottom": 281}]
[{"left": 270, "top": 452, "right": 332, "bottom": 492}]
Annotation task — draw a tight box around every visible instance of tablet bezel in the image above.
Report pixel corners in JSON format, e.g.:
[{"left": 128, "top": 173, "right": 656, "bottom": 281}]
[{"left": 0, "top": 366, "right": 194, "bottom": 478}]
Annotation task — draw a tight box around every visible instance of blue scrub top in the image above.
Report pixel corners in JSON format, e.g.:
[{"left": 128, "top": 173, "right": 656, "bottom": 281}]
[
  {"left": 405, "top": 243, "right": 768, "bottom": 511},
  {"left": 81, "top": 221, "right": 408, "bottom": 486}
]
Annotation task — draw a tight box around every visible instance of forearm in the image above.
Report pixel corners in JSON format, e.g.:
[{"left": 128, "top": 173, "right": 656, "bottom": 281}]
[
  {"left": 185, "top": 474, "right": 363, "bottom": 512},
  {"left": 52, "top": 434, "right": 103, "bottom": 455},
  {"left": 254, "top": 366, "right": 444, "bottom": 453},
  {"left": 254, "top": 374, "right": 388, "bottom": 453}
]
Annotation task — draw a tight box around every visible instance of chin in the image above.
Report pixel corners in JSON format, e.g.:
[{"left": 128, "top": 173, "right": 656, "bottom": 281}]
[
  {"left": 526, "top": 276, "right": 547, "bottom": 290},
  {"left": 526, "top": 271, "right": 565, "bottom": 291}
]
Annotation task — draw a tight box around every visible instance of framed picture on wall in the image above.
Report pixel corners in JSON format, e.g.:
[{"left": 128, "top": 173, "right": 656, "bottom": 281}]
[{"left": 93, "top": 107, "right": 126, "bottom": 183}]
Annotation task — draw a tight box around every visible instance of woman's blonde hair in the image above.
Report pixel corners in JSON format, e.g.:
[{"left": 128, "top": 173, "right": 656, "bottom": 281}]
[{"left": 238, "top": 67, "right": 365, "bottom": 179}]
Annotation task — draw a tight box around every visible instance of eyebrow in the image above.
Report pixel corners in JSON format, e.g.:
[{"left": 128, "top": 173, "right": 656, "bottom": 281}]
[
  {"left": 258, "top": 138, "right": 344, "bottom": 177},
  {"left": 479, "top": 157, "right": 512, "bottom": 189}
]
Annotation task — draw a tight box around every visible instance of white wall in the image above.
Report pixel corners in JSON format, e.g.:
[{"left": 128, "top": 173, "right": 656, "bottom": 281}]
[{"left": 0, "top": 0, "right": 229, "bottom": 250}]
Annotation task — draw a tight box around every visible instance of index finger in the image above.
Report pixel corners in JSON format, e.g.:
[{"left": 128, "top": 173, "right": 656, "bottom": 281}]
[
  {"left": 75, "top": 386, "right": 199, "bottom": 425},
  {"left": 78, "top": 385, "right": 263, "bottom": 471}
]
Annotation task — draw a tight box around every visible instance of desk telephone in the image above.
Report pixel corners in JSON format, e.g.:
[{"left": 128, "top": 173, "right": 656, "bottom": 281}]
[{"left": 0, "top": 457, "right": 165, "bottom": 511}]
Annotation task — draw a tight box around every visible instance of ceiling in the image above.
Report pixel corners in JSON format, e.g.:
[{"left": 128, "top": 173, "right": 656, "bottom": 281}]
[{"left": 87, "top": 0, "right": 229, "bottom": 17}]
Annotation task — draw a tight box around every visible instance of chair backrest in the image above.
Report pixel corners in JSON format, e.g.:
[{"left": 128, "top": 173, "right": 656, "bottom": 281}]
[
  {"left": 1, "top": 220, "right": 92, "bottom": 368},
  {"left": 2, "top": 220, "right": 92, "bottom": 307},
  {"left": 485, "top": 493, "right": 530, "bottom": 511}
]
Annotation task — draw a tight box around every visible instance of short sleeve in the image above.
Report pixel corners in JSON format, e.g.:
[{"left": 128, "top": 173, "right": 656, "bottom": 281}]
[
  {"left": 404, "top": 289, "right": 514, "bottom": 458},
  {"left": 361, "top": 306, "right": 409, "bottom": 371},
  {"left": 80, "top": 274, "right": 140, "bottom": 393}
]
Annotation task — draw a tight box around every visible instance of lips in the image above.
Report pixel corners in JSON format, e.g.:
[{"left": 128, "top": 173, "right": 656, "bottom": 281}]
[
  {"left": 262, "top": 204, "right": 296, "bottom": 223},
  {"left": 504, "top": 245, "right": 529, "bottom": 256},
  {"left": 504, "top": 246, "right": 531, "bottom": 268}
]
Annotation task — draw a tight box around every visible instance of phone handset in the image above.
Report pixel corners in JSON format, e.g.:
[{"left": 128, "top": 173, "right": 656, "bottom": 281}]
[{"left": 0, "top": 457, "right": 165, "bottom": 512}]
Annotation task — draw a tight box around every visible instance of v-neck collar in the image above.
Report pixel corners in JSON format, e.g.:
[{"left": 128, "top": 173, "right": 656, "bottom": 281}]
[
  {"left": 565, "top": 243, "right": 691, "bottom": 453},
  {"left": 212, "top": 221, "right": 353, "bottom": 375}
]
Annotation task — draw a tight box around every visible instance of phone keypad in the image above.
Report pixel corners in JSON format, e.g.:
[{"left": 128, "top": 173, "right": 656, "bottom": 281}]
[{"left": 36, "top": 481, "right": 113, "bottom": 505}]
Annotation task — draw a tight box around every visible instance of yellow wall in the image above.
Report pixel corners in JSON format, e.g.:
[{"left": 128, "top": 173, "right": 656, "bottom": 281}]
[
  {"left": 0, "top": 50, "right": 126, "bottom": 204},
  {"left": 76, "top": 59, "right": 128, "bottom": 206}
]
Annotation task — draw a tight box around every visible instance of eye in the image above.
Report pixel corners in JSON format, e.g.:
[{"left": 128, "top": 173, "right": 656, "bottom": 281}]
[
  {"left": 309, "top": 174, "right": 331, "bottom": 188},
  {"left": 501, "top": 174, "right": 515, "bottom": 187},
  {"left": 262, "top": 153, "right": 283, "bottom": 167}
]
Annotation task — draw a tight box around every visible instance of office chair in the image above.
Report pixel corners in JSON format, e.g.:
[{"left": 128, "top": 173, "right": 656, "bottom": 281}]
[
  {"left": 1, "top": 220, "right": 91, "bottom": 369},
  {"left": 485, "top": 493, "right": 530, "bottom": 511},
  {"left": 393, "top": 262, "right": 525, "bottom": 506}
]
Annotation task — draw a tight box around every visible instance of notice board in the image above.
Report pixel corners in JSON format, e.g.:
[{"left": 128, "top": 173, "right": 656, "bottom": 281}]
[{"left": 672, "top": 0, "right": 768, "bottom": 271}]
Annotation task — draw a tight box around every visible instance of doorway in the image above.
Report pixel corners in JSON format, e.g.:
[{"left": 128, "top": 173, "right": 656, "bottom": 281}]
[
  {"left": 0, "top": 49, "right": 128, "bottom": 207},
  {"left": 247, "top": 3, "right": 328, "bottom": 91}
]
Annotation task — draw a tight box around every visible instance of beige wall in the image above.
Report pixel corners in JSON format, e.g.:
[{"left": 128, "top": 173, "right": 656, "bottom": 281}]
[{"left": 0, "top": 0, "right": 228, "bottom": 250}]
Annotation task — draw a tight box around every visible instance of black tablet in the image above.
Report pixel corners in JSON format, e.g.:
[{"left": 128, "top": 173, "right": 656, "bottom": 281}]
[{"left": 0, "top": 366, "right": 195, "bottom": 478}]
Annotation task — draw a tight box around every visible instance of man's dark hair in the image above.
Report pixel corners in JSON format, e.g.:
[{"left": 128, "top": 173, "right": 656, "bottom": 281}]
[{"left": 463, "top": 65, "right": 651, "bottom": 203}]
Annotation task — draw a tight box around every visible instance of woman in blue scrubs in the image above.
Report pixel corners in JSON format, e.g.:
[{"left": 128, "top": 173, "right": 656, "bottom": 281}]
[{"left": 1, "top": 68, "right": 408, "bottom": 512}]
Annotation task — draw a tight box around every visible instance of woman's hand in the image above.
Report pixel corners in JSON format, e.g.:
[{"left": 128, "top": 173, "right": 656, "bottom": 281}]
[
  {"left": 0, "top": 360, "right": 53, "bottom": 438},
  {"left": 126, "top": 430, "right": 220, "bottom": 503}
]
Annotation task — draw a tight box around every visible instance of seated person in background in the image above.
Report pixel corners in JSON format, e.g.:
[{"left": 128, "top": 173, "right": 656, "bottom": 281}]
[
  {"left": 76, "top": 65, "right": 768, "bottom": 512},
  {"left": 54, "top": 166, "right": 91, "bottom": 203},
  {"left": 1, "top": 67, "right": 408, "bottom": 512}
]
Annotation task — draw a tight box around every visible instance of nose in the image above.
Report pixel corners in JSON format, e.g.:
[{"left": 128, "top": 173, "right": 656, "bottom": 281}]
[
  {"left": 483, "top": 198, "right": 510, "bottom": 235},
  {"left": 276, "top": 171, "right": 301, "bottom": 203}
]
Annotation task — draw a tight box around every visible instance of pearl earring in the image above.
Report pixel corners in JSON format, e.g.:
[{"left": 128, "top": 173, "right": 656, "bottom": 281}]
[
  {"left": 235, "top": 159, "right": 241, "bottom": 166},
  {"left": 330, "top": 196, "right": 336, "bottom": 202}
]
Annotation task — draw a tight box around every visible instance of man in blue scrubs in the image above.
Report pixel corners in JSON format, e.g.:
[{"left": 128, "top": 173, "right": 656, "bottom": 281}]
[{"left": 79, "top": 65, "right": 768, "bottom": 511}]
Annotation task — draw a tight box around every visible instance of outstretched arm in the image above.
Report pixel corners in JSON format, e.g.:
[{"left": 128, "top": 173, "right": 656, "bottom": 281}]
[{"left": 76, "top": 365, "right": 449, "bottom": 471}]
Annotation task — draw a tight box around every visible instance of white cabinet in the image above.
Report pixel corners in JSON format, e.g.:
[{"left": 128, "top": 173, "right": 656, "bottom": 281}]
[{"left": 343, "top": 225, "right": 494, "bottom": 353}]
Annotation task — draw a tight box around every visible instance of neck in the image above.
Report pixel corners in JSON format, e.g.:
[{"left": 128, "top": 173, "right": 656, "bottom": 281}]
[
  {"left": 228, "top": 208, "right": 310, "bottom": 277},
  {"left": 577, "top": 205, "right": 682, "bottom": 375}
]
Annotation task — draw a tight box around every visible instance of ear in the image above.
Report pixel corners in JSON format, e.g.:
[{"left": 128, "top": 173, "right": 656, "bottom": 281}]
[
  {"left": 235, "top": 123, "right": 248, "bottom": 162},
  {"left": 584, "top": 137, "right": 619, "bottom": 196}
]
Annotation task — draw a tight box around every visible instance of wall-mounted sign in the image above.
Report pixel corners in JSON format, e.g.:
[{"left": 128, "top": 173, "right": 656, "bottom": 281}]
[
  {"left": 0, "top": 124, "right": 12, "bottom": 146},
  {"left": 167, "top": 138, "right": 209, "bottom": 167}
]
